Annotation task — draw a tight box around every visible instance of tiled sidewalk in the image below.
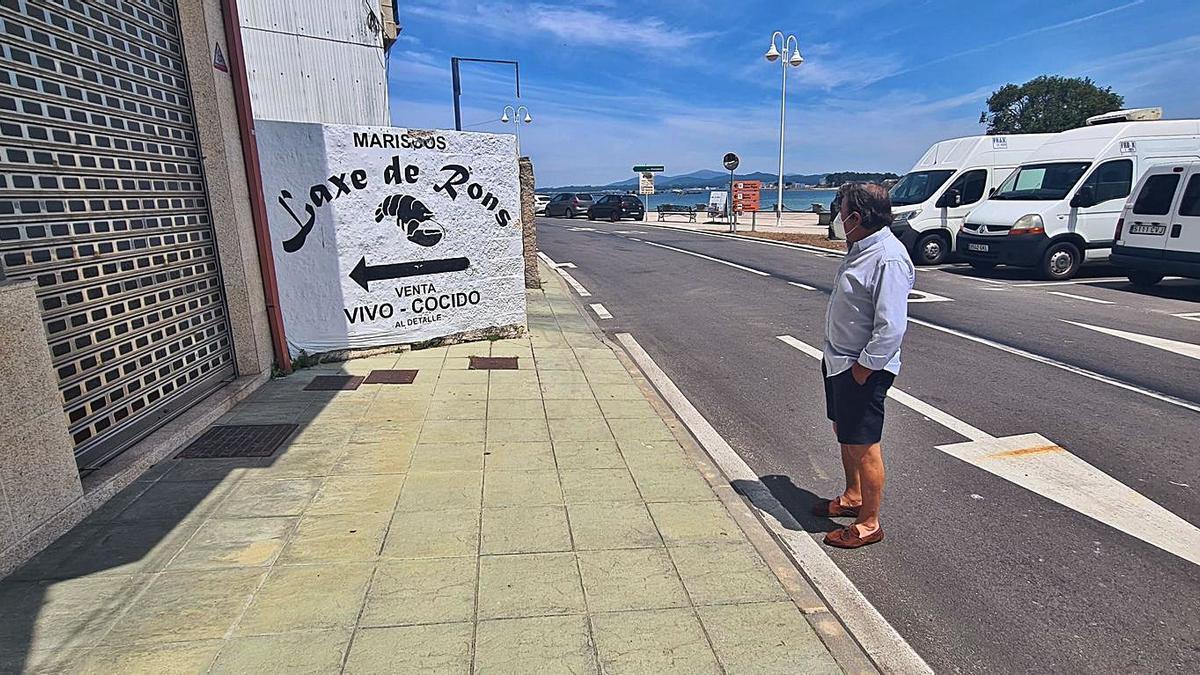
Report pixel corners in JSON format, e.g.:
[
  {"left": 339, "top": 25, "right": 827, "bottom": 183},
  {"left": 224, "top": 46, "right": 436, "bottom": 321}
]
[{"left": 0, "top": 277, "right": 846, "bottom": 674}]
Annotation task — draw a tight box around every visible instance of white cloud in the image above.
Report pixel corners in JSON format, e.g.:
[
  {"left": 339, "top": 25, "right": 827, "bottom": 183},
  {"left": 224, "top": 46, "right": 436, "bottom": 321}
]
[{"left": 403, "top": 1, "right": 712, "bottom": 54}]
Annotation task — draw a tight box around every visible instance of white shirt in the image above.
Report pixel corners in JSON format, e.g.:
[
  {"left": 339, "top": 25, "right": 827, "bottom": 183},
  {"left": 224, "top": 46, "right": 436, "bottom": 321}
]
[{"left": 823, "top": 227, "right": 915, "bottom": 377}]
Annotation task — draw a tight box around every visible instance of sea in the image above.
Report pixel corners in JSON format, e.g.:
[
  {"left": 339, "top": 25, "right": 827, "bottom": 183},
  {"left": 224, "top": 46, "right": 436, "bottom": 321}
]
[{"left": 637, "top": 189, "right": 837, "bottom": 213}]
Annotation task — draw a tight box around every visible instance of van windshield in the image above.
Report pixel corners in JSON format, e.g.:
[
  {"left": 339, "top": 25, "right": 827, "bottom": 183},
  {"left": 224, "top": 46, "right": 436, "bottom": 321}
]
[
  {"left": 889, "top": 170, "right": 955, "bottom": 206},
  {"left": 991, "top": 162, "right": 1090, "bottom": 201}
]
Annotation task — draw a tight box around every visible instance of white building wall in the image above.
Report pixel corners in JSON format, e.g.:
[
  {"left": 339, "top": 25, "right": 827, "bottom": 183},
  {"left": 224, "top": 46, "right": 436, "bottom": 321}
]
[{"left": 240, "top": 0, "right": 390, "bottom": 125}]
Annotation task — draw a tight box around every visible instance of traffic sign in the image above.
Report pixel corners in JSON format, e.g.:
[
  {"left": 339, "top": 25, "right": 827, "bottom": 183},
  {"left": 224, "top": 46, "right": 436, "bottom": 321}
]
[
  {"left": 639, "top": 172, "right": 655, "bottom": 195},
  {"left": 722, "top": 153, "right": 740, "bottom": 171},
  {"left": 632, "top": 165, "right": 664, "bottom": 173},
  {"left": 732, "top": 180, "right": 761, "bottom": 213}
]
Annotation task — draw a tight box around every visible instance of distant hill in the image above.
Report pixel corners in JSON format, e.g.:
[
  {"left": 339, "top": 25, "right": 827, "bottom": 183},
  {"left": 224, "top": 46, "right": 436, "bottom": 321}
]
[{"left": 543, "top": 170, "right": 827, "bottom": 192}]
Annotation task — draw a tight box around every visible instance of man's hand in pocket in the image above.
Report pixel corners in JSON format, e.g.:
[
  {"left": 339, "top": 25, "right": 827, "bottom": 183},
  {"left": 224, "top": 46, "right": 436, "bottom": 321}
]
[{"left": 851, "top": 363, "right": 874, "bottom": 385}]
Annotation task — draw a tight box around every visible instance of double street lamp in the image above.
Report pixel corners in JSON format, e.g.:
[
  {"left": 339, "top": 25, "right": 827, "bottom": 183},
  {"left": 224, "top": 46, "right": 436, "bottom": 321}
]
[
  {"left": 501, "top": 105, "right": 532, "bottom": 157},
  {"left": 765, "top": 31, "right": 804, "bottom": 226}
]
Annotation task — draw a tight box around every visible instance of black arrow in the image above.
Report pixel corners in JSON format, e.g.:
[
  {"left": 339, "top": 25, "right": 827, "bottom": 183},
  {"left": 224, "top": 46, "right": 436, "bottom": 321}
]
[{"left": 349, "top": 256, "right": 470, "bottom": 291}]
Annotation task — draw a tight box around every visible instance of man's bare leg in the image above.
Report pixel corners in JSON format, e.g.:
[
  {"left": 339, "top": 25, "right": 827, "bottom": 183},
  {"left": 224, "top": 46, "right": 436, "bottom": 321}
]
[
  {"left": 843, "top": 442, "right": 884, "bottom": 533},
  {"left": 838, "top": 441, "right": 863, "bottom": 508}
]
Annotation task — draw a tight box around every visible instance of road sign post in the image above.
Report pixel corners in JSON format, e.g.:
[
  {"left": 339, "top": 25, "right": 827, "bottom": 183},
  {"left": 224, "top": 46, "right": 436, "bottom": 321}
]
[
  {"left": 732, "top": 180, "right": 762, "bottom": 232},
  {"left": 633, "top": 165, "right": 663, "bottom": 221},
  {"left": 723, "top": 153, "right": 740, "bottom": 232}
]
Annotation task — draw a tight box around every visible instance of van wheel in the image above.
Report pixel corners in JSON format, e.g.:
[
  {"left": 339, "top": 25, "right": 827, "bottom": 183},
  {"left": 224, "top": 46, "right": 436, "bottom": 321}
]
[
  {"left": 914, "top": 232, "right": 949, "bottom": 265},
  {"left": 1040, "top": 242, "right": 1081, "bottom": 280},
  {"left": 1128, "top": 271, "right": 1164, "bottom": 287},
  {"left": 969, "top": 261, "right": 996, "bottom": 271}
]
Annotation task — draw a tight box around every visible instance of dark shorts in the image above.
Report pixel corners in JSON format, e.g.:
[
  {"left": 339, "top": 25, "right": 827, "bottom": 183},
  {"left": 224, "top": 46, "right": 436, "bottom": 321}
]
[{"left": 822, "top": 362, "right": 896, "bottom": 445}]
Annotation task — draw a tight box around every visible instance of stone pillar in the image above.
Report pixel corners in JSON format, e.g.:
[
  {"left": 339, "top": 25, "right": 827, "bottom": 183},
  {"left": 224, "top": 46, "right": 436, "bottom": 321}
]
[
  {"left": 0, "top": 280, "right": 85, "bottom": 572},
  {"left": 519, "top": 157, "right": 541, "bottom": 289}
]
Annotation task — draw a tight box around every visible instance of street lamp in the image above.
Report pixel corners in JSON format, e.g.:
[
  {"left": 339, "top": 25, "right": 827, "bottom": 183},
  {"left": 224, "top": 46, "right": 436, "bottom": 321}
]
[
  {"left": 501, "top": 105, "right": 532, "bottom": 157},
  {"left": 765, "top": 31, "right": 804, "bottom": 226}
]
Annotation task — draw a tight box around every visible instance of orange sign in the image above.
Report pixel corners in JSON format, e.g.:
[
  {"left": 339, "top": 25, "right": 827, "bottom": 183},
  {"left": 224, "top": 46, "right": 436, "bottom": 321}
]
[{"left": 732, "top": 180, "right": 761, "bottom": 213}]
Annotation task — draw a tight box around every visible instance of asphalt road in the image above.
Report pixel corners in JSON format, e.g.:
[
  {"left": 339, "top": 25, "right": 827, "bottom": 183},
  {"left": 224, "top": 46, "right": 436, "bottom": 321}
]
[{"left": 536, "top": 215, "right": 1200, "bottom": 674}]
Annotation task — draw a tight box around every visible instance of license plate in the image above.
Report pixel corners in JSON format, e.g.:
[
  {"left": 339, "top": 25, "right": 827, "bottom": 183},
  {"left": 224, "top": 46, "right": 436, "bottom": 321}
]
[
  {"left": 1128, "top": 223, "right": 1167, "bottom": 235},
  {"left": 967, "top": 243, "right": 989, "bottom": 252}
]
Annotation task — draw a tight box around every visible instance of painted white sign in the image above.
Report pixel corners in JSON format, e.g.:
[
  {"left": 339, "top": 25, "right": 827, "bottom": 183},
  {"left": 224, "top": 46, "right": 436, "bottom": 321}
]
[
  {"left": 708, "top": 190, "right": 727, "bottom": 213},
  {"left": 256, "top": 121, "right": 526, "bottom": 356},
  {"left": 638, "top": 172, "right": 655, "bottom": 195}
]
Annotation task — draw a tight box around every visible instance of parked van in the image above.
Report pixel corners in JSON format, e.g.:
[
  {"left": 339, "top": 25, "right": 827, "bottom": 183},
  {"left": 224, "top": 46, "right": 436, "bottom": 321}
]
[
  {"left": 957, "top": 109, "right": 1200, "bottom": 279},
  {"left": 1110, "top": 161, "right": 1200, "bottom": 285},
  {"left": 890, "top": 133, "right": 1053, "bottom": 264}
]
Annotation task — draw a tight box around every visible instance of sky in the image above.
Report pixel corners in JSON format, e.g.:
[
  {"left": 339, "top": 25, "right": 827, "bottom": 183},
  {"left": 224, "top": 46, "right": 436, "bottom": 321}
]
[{"left": 386, "top": 0, "right": 1200, "bottom": 187}]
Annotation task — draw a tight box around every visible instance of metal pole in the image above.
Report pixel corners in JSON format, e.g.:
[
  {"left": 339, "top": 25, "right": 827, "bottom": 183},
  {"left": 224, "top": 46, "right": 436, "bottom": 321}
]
[
  {"left": 729, "top": 169, "right": 736, "bottom": 233},
  {"left": 451, "top": 57, "right": 462, "bottom": 131},
  {"left": 776, "top": 52, "right": 786, "bottom": 227}
]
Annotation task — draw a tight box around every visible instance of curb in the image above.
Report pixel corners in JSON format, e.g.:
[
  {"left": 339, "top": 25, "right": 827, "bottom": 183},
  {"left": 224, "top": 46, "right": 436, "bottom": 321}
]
[
  {"left": 634, "top": 220, "right": 848, "bottom": 257},
  {"left": 537, "top": 261, "right": 881, "bottom": 674}
]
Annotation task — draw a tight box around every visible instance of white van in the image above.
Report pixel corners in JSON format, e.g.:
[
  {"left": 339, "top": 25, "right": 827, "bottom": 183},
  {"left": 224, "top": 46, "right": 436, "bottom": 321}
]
[
  {"left": 957, "top": 109, "right": 1200, "bottom": 279},
  {"left": 889, "top": 133, "right": 1053, "bottom": 265},
  {"left": 1110, "top": 161, "right": 1200, "bottom": 285}
]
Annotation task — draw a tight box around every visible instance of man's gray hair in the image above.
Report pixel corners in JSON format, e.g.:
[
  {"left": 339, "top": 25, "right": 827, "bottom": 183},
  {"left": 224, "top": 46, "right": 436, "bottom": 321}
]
[{"left": 837, "top": 182, "right": 893, "bottom": 232}]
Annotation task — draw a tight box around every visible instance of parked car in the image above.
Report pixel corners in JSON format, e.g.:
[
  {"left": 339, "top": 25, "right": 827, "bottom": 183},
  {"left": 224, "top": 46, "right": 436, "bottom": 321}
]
[
  {"left": 588, "top": 195, "right": 645, "bottom": 221},
  {"left": 1111, "top": 161, "right": 1200, "bottom": 285},
  {"left": 544, "top": 193, "right": 594, "bottom": 218},
  {"left": 958, "top": 108, "right": 1200, "bottom": 279},
  {"left": 889, "top": 133, "right": 1053, "bottom": 265},
  {"left": 535, "top": 194, "right": 550, "bottom": 215}
]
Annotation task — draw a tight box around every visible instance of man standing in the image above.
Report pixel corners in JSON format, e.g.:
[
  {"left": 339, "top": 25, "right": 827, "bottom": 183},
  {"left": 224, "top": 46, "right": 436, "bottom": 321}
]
[{"left": 816, "top": 183, "right": 914, "bottom": 549}]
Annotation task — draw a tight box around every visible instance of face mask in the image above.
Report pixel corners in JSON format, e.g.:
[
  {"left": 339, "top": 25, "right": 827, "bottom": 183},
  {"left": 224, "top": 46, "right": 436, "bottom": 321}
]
[{"left": 832, "top": 212, "right": 862, "bottom": 240}]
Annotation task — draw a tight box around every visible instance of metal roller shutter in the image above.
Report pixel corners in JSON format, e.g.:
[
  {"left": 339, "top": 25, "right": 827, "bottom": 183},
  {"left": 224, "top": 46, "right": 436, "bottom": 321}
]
[{"left": 0, "top": 0, "right": 235, "bottom": 470}]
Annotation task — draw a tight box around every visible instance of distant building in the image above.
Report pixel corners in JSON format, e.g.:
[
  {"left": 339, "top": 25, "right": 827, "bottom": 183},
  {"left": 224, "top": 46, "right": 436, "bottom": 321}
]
[{"left": 240, "top": 0, "right": 400, "bottom": 125}]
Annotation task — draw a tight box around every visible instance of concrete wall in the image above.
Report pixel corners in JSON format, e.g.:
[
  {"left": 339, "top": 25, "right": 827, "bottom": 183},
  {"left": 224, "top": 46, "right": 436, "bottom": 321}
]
[
  {"left": 180, "top": 0, "right": 276, "bottom": 378},
  {"left": 239, "top": 0, "right": 391, "bottom": 125},
  {"left": 0, "top": 281, "right": 85, "bottom": 571},
  {"left": 520, "top": 157, "right": 541, "bottom": 289}
]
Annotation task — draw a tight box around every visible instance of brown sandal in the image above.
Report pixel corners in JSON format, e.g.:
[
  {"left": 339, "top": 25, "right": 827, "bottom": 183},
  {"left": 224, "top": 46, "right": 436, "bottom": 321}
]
[
  {"left": 823, "top": 524, "right": 884, "bottom": 549},
  {"left": 811, "top": 498, "right": 861, "bottom": 518}
]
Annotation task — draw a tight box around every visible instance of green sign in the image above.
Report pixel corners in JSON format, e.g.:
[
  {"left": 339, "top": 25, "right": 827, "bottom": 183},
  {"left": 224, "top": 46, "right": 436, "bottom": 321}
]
[{"left": 632, "top": 165, "right": 665, "bottom": 173}]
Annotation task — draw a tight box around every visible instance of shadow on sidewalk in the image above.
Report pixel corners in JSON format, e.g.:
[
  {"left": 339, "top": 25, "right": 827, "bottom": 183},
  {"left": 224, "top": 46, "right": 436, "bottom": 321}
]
[
  {"left": 0, "top": 365, "right": 351, "bottom": 673},
  {"left": 731, "top": 475, "right": 843, "bottom": 534}
]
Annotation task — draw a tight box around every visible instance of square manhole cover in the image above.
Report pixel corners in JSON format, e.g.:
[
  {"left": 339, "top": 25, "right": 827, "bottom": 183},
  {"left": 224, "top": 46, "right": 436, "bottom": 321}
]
[
  {"left": 364, "top": 369, "right": 419, "bottom": 384},
  {"left": 469, "top": 356, "right": 519, "bottom": 370},
  {"left": 177, "top": 424, "right": 297, "bottom": 459},
  {"left": 304, "top": 375, "right": 365, "bottom": 391}
]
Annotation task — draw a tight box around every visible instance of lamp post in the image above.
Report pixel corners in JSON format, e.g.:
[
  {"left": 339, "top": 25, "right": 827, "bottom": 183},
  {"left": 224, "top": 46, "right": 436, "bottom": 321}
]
[
  {"left": 765, "top": 31, "right": 804, "bottom": 226},
  {"left": 451, "top": 57, "right": 520, "bottom": 131},
  {"left": 501, "top": 105, "right": 532, "bottom": 157}
]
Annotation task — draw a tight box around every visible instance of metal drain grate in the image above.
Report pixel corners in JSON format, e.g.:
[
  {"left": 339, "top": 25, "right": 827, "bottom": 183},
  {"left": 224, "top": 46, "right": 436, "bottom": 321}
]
[
  {"left": 304, "top": 375, "right": 365, "bottom": 391},
  {"left": 469, "top": 356, "right": 519, "bottom": 370},
  {"left": 364, "top": 369, "right": 419, "bottom": 384},
  {"left": 177, "top": 424, "right": 298, "bottom": 458}
]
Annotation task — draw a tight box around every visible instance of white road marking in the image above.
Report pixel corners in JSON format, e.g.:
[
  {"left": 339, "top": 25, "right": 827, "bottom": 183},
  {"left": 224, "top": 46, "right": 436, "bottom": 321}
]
[
  {"left": 567, "top": 226, "right": 597, "bottom": 232},
  {"left": 537, "top": 251, "right": 592, "bottom": 297},
  {"left": 1013, "top": 277, "right": 1127, "bottom": 287},
  {"left": 776, "top": 334, "right": 1200, "bottom": 567},
  {"left": 788, "top": 281, "right": 817, "bottom": 290},
  {"left": 617, "top": 333, "right": 931, "bottom": 674},
  {"left": 1047, "top": 291, "right": 1114, "bottom": 304},
  {"left": 1061, "top": 320, "right": 1200, "bottom": 361},
  {"left": 556, "top": 262, "right": 577, "bottom": 269},
  {"left": 775, "top": 335, "right": 991, "bottom": 442},
  {"left": 908, "top": 317, "right": 1200, "bottom": 414},
  {"left": 974, "top": 277, "right": 1010, "bottom": 285},
  {"left": 907, "top": 289, "right": 953, "bottom": 303},
  {"left": 589, "top": 303, "right": 613, "bottom": 320},
  {"left": 1174, "top": 312, "right": 1200, "bottom": 323},
  {"left": 639, "top": 240, "right": 771, "bottom": 276}
]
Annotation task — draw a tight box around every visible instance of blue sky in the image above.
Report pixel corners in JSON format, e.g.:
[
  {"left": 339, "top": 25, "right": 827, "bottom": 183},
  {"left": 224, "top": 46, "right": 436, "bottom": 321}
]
[{"left": 386, "top": 0, "right": 1200, "bottom": 187}]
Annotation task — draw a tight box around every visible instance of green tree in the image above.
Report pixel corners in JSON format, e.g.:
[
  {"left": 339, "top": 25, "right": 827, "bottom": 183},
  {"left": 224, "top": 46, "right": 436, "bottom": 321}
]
[{"left": 982, "top": 75, "right": 1124, "bottom": 134}]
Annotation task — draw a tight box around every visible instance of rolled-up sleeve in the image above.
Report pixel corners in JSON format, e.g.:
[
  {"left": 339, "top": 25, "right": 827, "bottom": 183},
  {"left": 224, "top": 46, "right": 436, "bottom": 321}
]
[{"left": 857, "top": 260, "right": 915, "bottom": 371}]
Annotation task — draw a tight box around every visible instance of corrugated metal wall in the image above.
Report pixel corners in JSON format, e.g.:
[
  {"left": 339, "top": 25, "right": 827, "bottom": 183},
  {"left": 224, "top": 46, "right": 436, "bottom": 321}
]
[{"left": 239, "top": 0, "right": 389, "bottom": 125}]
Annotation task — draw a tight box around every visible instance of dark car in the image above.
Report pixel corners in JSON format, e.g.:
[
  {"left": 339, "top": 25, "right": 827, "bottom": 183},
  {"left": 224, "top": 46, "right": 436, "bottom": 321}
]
[
  {"left": 544, "top": 193, "right": 594, "bottom": 218},
  {"left": 588, "top": 195, "right": 645, "bottom": 221}
]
